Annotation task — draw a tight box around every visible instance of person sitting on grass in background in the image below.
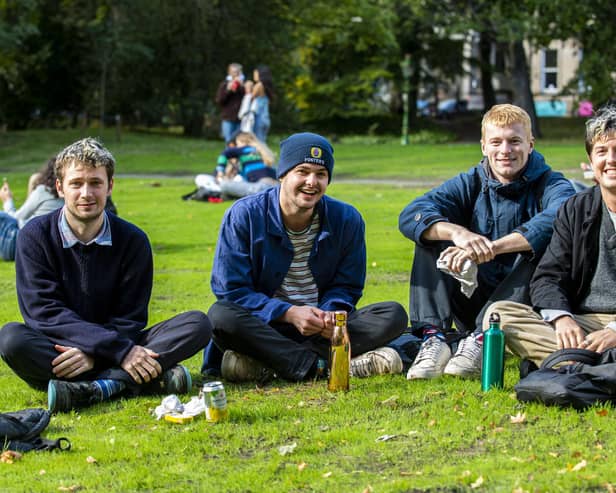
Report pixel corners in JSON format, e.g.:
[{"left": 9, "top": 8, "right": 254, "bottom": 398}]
[
  {"left": 483, "top": 104, "right": 616, "bottom": 369},
  {"left": 215, "top": 131, "right": 278, "bottom": 200},
  {"left": 206, "top": 132, "right": 408, "bottom": 383},
  {"left": 399, "top": 104, "right": 576, "bottom": 380},
  {"left": 0, "top": 138, "right": 211, "bottom": 413},
  {"left": 193, "top": 131, "right": 277, "bottom": 200},
  {"left": 0, "top": 158, "right": 64, "bottom": 261}
]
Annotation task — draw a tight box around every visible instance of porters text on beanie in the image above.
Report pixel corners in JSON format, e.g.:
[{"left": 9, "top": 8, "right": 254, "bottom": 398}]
[{"left": 276, "top": 132, "right": 334, "bottom": 183}]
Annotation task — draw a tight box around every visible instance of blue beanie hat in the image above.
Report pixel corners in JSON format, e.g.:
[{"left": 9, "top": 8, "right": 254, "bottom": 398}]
[{"left": 277, "top": 132, "right": 334, "bottom": 183}]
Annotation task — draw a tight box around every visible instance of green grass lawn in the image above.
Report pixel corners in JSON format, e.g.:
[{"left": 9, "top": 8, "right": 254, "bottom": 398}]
[{"left": 0, "top": 130, "right": 612, "bottom": 492}]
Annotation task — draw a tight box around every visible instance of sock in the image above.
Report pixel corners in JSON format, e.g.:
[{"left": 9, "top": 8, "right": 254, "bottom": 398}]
[
  {"left": 92, "top": 379, "right": 126, "bottom": 400},
  {"left": 422, "top": 326, "right": 446, "bottom": 342}
]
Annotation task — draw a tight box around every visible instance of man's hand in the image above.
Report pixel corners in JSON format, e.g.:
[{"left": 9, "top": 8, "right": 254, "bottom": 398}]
[
  {"left": 553, "top": 316, "right": 585, "bottom": 350},
  {"left": 450, "top": 229, "right": 495, "bottom": 264},
  {"left": 120, "top": 345, "right": 162, "bottom": 384},
  {"left": 580, "top": 328, "right": 616, "bottom": 353},
  {"left": 279, "top": 306, "right": 333, "bottom": 338},
  {"left": 52, "top": 345, "right": 95, "bottom": 379}
]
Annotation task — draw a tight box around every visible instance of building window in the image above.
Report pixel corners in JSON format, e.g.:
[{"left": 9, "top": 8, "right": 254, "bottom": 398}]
[{"left": 541, "top": 49, "right": 558, "bottom": 93}]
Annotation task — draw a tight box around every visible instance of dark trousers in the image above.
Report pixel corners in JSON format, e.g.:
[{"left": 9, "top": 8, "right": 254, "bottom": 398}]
[
  {"left": 0, "top": 311, "right": 212, "bottom": 392},
  {"left": 208, "top": 300, "right": 408, "bottom": 381},
  {"left": 410, "top": 243, "right": 536, "bottom": 335}
]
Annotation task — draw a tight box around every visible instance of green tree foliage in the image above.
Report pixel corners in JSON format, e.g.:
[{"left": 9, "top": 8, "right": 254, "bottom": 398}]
[
  {"left": 288, "top": 0, "right": 398, "bottom": 122},
  {"left": 0, "top": 0, "right": 50, "bottom": 128}
]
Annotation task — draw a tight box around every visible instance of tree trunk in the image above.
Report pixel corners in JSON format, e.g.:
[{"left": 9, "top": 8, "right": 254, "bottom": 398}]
[
  {"left": 509, "top": 40, "right": 541, "bottom": 138},
  {"left": 479, "top": 31, "right": 496, "bottom": 111}
]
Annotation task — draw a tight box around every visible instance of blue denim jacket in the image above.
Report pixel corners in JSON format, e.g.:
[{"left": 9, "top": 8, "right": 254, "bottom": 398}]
[
  {"left": 398, "top": 150, "right": 576, "bottom": 288},
  {"left": 211, "top": 186, "right": 366, "bottom": 323}
]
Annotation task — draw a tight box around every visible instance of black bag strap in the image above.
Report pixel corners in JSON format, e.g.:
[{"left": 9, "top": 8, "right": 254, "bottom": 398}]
[{"left": 540, "top": 348, "right": 601, "bottom": 370}]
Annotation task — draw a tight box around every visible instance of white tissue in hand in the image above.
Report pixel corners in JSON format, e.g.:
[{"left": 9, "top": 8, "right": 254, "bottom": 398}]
[{"left": 436, "top": 258, "right": 478, "bottom": 298}]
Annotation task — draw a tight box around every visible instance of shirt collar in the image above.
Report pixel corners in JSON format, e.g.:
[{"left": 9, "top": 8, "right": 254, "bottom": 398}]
[{"left": 58, "top": 207, "right": 112, "bottom": 248}]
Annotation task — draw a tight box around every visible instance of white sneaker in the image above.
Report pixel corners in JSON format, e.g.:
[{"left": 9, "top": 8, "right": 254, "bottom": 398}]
[
  {"left": 350, "top": 347, "right": 403, "bottom": 377},
  {"left": 220, "top": 350, "right": 275, "bottom": 383},
  {"left": 444, "top": 333, "right": 483, "bottom": 378},
  {"left": 406, "top": 336, "right": 452, "bottom": 379}
]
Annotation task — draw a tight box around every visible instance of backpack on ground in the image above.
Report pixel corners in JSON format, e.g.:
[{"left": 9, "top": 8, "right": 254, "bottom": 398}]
[
  {"left": 1, "top": 408, "right": 70, "bottom": 452},
  {"left": 514, "top": 348, "right": 616, "bottom": 409}
]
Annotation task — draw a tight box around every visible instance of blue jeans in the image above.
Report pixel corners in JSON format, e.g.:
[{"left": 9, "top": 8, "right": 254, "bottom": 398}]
[
  {"left": 221, "top": 120, "right": 240, "bottom": 144},
  {"left": 0, "top": 212, "right": 18, "bottom": 261}
]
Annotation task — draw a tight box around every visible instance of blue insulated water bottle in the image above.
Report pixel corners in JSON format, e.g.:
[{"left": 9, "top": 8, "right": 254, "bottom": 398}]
[{"left": 481, "top": 312, "right": 505, "bottom": 391}]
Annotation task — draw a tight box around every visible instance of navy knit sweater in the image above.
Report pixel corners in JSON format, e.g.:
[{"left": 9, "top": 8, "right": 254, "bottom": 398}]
[{"left": 15, "top": 209, "right": 153, "bottom": 366}]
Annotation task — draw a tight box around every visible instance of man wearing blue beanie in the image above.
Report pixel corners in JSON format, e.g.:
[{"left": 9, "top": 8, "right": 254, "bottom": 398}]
[{"left": 207, "top": 132, "right": 407, "bottom": 382}]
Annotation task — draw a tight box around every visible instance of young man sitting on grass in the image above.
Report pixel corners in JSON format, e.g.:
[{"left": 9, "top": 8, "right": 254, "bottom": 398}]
[
  {"left": 207, "top": 132, "right": 408, "bottom": 382},
  {"left": 0, "top": 138, "right": 211, "bottom": 413},
  {"left": 399, "top": 104, "right": 576, "bottom": 380}
]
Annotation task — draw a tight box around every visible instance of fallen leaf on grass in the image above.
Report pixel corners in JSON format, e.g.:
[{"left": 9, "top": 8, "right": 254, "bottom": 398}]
[
  {"left": 297, "top": 462, "right": 307, "bottom": 471},
  {"left": 278, "top": 442, "right": 297, "bottom": 456},
  {"left": 39, "top": 470, "right": 46, "bottom": 475},
  {"left": 460, "top": 470, "right": 472, "bottom": 478},
  {"left": 571, "top": 459, "right": 587, "bottom": 472},
  {"left": 428, "top": 419, "right": 436, "bottom": 427},
  {"left": 510, "top": 412, "right": 527, "bottom": 424},
  {"left": 380, "top": 395, "right": 398, "bottom": 406},
  {"left": 322, "top": 471, "right": 332, "bottom": 478},
  {"left": 548, "top": 452, "right": 559, "bottom": 458},
  {"left": 400, "top": 471, "right": 423, "bottom": 476},
  {"left": 596, "top": 409, "right": 609, "bottom": 417},
  {"left": 362, "top": 486, "right": 373, "bottom": 493},
  {"left": 86, "top": 456, "right": 97, "bottom": 464},
  {"left": 58, "top": 486, "right": 83, "bottom": 492},
  {"left": 604, "top": 482, "right": 615, "bottom": 493},
  {"left": 0, "top": 451, "right": 22, "bottom": 463},
  {"left": 470, "top": 476, "right": 484, "bottom": 489},
  {"left": 375, "top": 434, "right": 398, "bottom": 442}
]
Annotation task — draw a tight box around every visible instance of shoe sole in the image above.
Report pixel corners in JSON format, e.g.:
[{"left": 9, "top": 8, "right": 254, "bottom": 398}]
[
  {"left": 406, "top": 369, "right": 445, "bottom": 380},
  {"left": 48, "top": 380, "right": 58, "bottom": 413},
  {"left": 443, "top": 367, "right": 480, "bottom": 378}
]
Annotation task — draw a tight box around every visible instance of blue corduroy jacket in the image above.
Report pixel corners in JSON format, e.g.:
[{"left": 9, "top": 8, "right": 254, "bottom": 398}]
[
  {"left": 210, "top": 186, "right": 366, "bottom": 323},
  {"left": 15, "top": 209, "right": 153, "bottom": 366}
]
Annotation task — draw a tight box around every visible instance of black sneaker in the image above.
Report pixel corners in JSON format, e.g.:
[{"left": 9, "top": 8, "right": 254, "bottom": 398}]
[
  {"left": 142, "top": 365, "right": 192, "bottom": 395},
  {"left": 48, "top": 380, "right": 104, "bottom": 414}
]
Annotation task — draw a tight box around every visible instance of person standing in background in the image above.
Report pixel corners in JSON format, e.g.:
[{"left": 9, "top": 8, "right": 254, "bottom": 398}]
[
  {"left": 252, "top": 65, "right": 274, "bottom": 143},
  {"left": 215, "top": 63, "right": 245, "bottom": 143}
]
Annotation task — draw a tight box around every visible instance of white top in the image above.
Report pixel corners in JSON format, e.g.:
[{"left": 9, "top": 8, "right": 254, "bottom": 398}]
[{"left": 3, "top": 184, "right": 64, "bottom": 228}]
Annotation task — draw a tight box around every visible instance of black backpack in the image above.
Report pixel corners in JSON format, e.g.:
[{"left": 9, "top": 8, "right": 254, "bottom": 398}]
[
  {"left": 514, "top": 348, "right": 616, "bottom": 409},
  {"left": 1, "top": 408, "right": 70, "bottom": 452}
]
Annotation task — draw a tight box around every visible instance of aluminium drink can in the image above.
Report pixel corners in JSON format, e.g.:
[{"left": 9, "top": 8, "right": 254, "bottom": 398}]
[{"left": 201, "top": 381, "right": 229, "bottom": 422}]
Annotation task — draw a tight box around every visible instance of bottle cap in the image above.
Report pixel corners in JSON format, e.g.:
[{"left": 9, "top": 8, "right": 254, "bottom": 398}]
[{"left": 489, "top": 312, "right": 500, "bottom": 324}]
